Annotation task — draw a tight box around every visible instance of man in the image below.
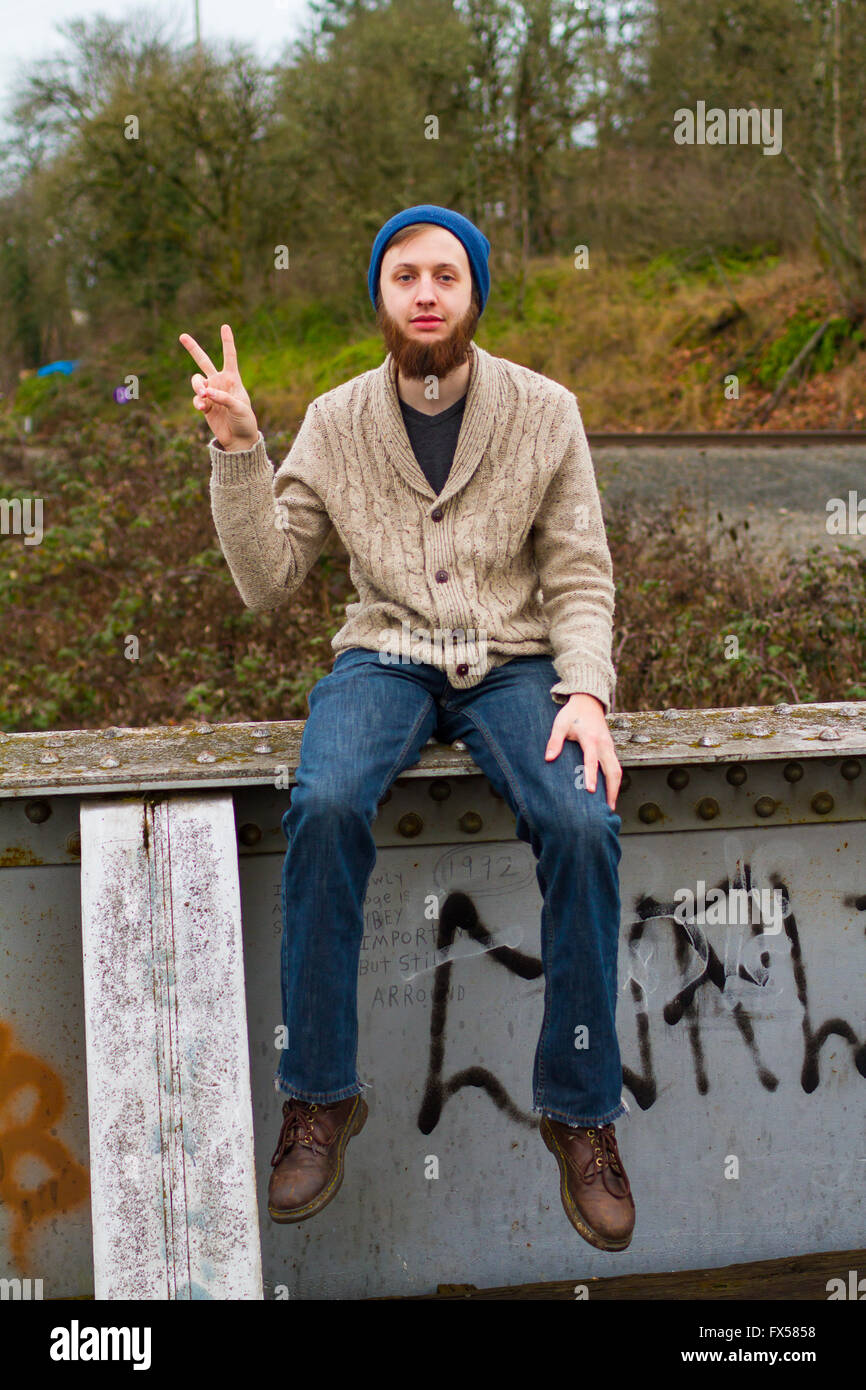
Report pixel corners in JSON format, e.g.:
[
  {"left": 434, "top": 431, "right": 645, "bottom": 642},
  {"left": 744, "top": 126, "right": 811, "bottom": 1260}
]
[{"left": 179, "top": 204, "right": 635, "bottom": 1254}]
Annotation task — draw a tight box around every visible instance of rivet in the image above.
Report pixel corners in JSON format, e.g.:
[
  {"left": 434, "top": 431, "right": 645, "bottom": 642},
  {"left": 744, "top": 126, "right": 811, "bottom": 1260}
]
[
  {"left": 698, "top": 735, "right": 720, "bottom": 747},
  {"left": 638, "top": 802, "right": 662, "bottom": 824},
  {"left": 818, "top": 727, "right": 841, "bottom": 741},
  {"left": 630, "top": 732, "right": 651, "bottom": 744},
  {"left": 195, "top": 752, "right": 216, "bottom": 763},
  {"left": 726, "top": 764, "right": 747, "bottom": 786},
  {"left": 748, "top": 723, "right": 772, "bottom": 738},
  {"left": 775, "top": 702, "right": 793, "bottom": 714},
  {"left": 661, "top": 709, "right": 680, "bottom": 721},
  {"left": 783, "top": 761, "right": 804, "bottom": 782},
  {"left": 24, "top": 800, "right": 52, "bottom": 823},
  {"left": 193, "top": 724, "right": 215, "bottom": 735},
  {"left": 397, "top": 813, "right": 423, "bottom": 838},
  {"left": 459, "top": 811, "right": 483, "bottom": 834},
  {"left": 840, "top": 759, "right": 861, "bottom": 780},
  {"left": 238, "top": 823, "right": 262, "bottom": 846},
  {"left": 452, "top": 740, "right": 467, "bottom": 752},
  {"left": 667, "top": 768, "right": 689, "bottom": 790},
  {"left": 611, "top": 716, "right": 629, "bottom": 730},
  {"left": 696, "top": 797, "right": 719, "bottom": 821},
  {"left": 66, "top": 831, "right": 81, "bottom": 857},
  {"left": 101, "top": 727, "right": 122, "bottom": 738},
  {"left": 810, "top": 792, "right": 834, "bottom": 815},
  {"left": 251, "top": 729, "right": 270, "bottom": 739},
  {"left": 755, "top": 796, "right": 777, "bottom": 817},
  {"left": 98, "top": 756, "right": 120, "bottom": 769},
  {"left": 254, "top": 744, "right": 273, "bottom": 754},
  {"left": 38, "top": 753, "right": 60, "bottom": 764},
  {"left": 429, "top": 780, "right": 451, "bottom": 802}
]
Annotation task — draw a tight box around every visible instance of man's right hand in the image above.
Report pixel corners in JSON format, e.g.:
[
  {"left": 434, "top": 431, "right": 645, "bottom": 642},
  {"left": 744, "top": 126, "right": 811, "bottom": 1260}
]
[{"left": 179, "top": 323, "right": 259, "bottom": 452}]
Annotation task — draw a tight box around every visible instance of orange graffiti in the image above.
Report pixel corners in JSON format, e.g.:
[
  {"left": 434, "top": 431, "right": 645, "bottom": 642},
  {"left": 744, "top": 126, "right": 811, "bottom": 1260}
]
[{"left": 0, "top": 1021, "right": 90, "bottom": 1271}]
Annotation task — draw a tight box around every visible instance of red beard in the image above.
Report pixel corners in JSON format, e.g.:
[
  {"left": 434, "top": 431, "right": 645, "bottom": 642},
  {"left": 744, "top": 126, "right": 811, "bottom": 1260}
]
[{"left": 376, "top": 297, "right": 481, "bottom": 381}]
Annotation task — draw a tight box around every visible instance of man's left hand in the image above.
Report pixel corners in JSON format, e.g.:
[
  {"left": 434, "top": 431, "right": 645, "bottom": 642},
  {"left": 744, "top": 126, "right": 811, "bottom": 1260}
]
[{"left": 544, "top": 692, "right": 622, "bottom": 811}]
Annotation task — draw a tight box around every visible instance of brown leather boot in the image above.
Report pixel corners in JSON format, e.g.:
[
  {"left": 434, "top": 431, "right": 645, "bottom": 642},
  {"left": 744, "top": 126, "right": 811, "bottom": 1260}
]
[
  {"left": 268, "top": 1094, "right": 368, "bottom": 1223},
  {"left": 540, "top": 1116, "right": 635, "bottom": 1251}
]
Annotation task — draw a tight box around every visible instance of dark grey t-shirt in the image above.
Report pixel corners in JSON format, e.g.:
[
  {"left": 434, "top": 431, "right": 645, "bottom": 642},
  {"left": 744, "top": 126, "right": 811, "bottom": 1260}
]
[{"left": 399, "top": 392, "right": 467, "bottom": 496}]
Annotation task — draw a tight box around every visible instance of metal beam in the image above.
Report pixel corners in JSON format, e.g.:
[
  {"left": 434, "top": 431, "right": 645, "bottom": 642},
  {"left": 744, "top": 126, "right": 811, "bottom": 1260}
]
[{"left": 1, "top": 700, "right": 865, "bottom": 798}]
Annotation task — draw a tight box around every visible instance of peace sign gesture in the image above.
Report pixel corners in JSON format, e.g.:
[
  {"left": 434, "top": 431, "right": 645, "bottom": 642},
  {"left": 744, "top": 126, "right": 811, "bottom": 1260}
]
[{"left": 179, "top": 323, "right": 259, "bottom": 452}]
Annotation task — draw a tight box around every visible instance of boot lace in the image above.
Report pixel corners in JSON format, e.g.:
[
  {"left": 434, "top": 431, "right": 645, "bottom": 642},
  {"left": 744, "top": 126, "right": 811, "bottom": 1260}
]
[
  {"left": 568, "top": 1123, "right": 632, "bottom": 1198},
  {"left": 270, "top": 1099, "right": 335, "bottom": 1165}
]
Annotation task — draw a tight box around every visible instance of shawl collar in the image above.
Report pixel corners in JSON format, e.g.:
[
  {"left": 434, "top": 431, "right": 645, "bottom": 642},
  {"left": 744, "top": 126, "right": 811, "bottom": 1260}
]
[{"left": 370, "top": 341, "right": 502, "bottom": 504}]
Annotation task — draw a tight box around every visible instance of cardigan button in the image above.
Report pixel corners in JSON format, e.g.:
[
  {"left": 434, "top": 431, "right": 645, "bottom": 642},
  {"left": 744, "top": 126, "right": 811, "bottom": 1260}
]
[
  {"left": 435, "top": 570, "right": 448, "bottom": 583},
  {"left": 431, "top": 507, "right": 444, "bottom": 521},
  {"left": 456, "top": 663, "right": 469, "bottom": 676}
]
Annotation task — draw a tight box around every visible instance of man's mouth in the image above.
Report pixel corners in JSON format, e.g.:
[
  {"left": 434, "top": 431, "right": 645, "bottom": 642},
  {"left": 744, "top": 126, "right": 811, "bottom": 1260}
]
[{"left": 411, "top": 316, "right": 444, "bottom": 324}]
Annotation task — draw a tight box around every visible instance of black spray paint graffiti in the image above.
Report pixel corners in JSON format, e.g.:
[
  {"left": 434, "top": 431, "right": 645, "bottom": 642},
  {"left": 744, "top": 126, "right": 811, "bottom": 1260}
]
[
  {"left": 417, "top": 891, "right": 541, "bottom": 1134},
  {"left": 624, "top": 867, "right": 866, "bottom": 1109},
  {"left": 416, "top": 869, "right": 866, "bottom": 1134}
]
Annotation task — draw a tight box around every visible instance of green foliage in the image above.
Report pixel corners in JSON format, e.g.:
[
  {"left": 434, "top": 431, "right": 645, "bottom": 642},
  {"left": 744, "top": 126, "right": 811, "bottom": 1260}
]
[
  {"left": 630, "top": 244, "right": 780, "bottom": 299},
  {"left": 12, "top": 374, "right": 62, "bottom": 420},
  {"left": 312, "top": 338, "right": 388, "bottom": 393},
  {"left": 813, "top": 318, "right": 865, "bottom": 372},
  {"left": 753, "top": 309, "right": 865, "bottom": 387}
]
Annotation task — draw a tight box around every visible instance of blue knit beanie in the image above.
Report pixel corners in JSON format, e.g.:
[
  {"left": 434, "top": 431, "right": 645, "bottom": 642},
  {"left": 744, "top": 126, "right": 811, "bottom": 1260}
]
[{"left": 368, "top": 204, "right": 491, "bottom": 315}]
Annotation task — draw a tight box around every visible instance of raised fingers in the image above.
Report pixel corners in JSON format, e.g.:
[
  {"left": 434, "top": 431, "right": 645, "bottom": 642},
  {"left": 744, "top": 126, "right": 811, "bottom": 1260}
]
[
  {"left": 179, "top": 332, "right": 218, "bottom": 377},
  {"left": 220, "top": 323, "right": 239, "bottom": 374}
]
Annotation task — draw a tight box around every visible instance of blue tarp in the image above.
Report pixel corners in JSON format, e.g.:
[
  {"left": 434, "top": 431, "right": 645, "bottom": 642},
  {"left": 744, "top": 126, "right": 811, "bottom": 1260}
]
[{"left": 36, "top": 360, "right": 80, "bottom": 376}]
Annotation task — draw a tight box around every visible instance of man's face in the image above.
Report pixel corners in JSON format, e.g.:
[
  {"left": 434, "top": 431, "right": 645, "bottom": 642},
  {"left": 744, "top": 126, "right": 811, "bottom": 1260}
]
[{"left": 377, "top": 225, "right": 480, "bottom": 382}]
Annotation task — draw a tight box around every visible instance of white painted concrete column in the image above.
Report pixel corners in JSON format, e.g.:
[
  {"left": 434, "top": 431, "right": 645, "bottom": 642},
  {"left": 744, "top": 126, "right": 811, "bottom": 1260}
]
[{"left": 79, "top": 793, "right": 263, "bottom": 1300}]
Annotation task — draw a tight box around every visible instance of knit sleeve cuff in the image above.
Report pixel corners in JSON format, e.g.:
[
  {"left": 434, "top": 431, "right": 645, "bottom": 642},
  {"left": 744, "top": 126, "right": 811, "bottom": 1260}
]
[
  {"left": 208, "top": 431, "right": 272, "bottom": 485},
  {"left": 550, "top": 664, "right": 615, "bottom": 717}
]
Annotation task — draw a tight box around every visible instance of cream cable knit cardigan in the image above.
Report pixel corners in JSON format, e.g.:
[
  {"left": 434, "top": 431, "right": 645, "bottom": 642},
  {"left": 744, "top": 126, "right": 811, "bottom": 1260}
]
[{"left": 208, "top": 341, "right": 617, "bottom": 714}]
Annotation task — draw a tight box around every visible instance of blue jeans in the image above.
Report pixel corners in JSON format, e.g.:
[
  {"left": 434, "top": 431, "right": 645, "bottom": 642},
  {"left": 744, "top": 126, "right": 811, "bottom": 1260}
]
[{"left": 275, "top": 647, "right": 627, "bottom": 1127}]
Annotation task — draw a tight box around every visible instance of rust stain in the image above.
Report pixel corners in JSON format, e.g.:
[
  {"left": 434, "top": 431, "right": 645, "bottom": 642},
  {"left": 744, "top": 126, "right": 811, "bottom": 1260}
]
[
  {"left": 0, "top": 847, "right": 45, "bottom": 867},
  {"left": 0, "top": 1020, "right": 90, "bottom": 1271}
]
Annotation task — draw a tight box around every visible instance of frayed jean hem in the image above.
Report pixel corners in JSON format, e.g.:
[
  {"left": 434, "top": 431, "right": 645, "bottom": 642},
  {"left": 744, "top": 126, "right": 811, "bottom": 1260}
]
[
  {"left": 273, "top": 1073, "right": 372, "bottom": 1104},
  {"left": 534, "top": 1094, "right": 630, "bottom": 1127}
]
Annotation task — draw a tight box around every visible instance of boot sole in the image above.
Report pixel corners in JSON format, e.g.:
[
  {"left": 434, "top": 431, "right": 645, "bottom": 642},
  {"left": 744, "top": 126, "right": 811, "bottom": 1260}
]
[
  {"left": 268, "top": 1095, "right": 368, "bottom": 1224},
  {"left": 540, "top": 1118, "right": 633, "bottom": 1252}
]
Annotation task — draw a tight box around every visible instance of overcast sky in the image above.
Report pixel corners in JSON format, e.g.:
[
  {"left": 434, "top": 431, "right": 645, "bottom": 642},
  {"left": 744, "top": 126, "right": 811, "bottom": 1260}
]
[{"left": 0, "top": 0, "right": 315, "bottom": 138}]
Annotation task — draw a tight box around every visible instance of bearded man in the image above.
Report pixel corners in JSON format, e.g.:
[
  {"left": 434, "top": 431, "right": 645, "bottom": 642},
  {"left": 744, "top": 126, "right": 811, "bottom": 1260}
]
[{"left": 180, "top": 204, "right": 635, "bottom": 1253}]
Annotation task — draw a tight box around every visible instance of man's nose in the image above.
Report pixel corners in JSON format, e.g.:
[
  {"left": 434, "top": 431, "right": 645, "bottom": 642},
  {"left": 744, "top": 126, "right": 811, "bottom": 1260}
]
[{"left": 414, "top": 277, "right": 438, "bottom": 300}]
